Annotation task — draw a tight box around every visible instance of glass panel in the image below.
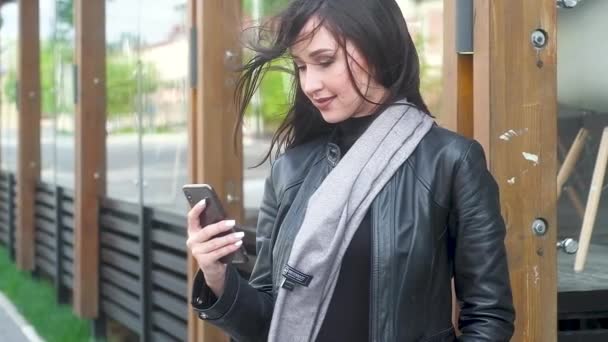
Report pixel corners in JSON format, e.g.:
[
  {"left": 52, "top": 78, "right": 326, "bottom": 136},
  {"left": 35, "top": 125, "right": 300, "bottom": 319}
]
[
  {"left": 40, "top": 0, "right": 57, "bottom": 183},
  {"left": 397, "top": 0, "right": 444, "bottom": 118},
  {"left": 239, "top": 0, "right": 444, "bottom": 228},
  {"left": 0, "top": 2, "right": 19, "bottom": 173},
  {"left": 105, "top": 0, "right": 141, "bottom": 203},
  {"left": 139, "top": 0, "right": 189, "bottom": 213},
  {"left": 241, "top": 0, "right": 291, "bottom": 228},
  {"left": 39, "top": 0, "right": 75, "bottom": 187},
  {"left": 53, "top": 0, "right": 76, "bottom": 189},
  {"left": 557, "top": 2, "right": 608, "bottom": 292}
]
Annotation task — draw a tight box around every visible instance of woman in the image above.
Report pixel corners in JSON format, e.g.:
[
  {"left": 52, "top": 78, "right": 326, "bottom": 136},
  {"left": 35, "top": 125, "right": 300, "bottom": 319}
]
[{"left": 186, "top": 0, "right": 515, "bottom": 341}]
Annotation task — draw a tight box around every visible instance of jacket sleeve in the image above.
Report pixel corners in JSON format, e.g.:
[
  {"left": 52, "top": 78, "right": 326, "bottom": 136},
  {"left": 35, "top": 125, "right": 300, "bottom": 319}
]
[
  {"left": 451, "top": 141, "right": 516, "bottom": 341},
  {"left": 190, "top": 168, "right": 278, "bottom": 342}
]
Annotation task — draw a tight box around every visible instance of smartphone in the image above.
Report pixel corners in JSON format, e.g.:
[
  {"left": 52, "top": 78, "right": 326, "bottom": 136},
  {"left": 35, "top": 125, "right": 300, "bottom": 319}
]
[{"left": 183, "top": 184, "right": 249, "bottom": 264}]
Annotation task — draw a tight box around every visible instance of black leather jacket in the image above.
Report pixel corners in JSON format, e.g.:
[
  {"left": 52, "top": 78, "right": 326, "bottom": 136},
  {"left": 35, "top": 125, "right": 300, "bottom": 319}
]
[{"left": 191, "top": 125, "right": 515, "bottom": 341}]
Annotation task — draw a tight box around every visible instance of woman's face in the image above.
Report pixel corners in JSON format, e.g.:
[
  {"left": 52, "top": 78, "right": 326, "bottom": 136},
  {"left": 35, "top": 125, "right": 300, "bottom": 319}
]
[{"left": 290, "top": 17, "right": 388, "bottom": 123}]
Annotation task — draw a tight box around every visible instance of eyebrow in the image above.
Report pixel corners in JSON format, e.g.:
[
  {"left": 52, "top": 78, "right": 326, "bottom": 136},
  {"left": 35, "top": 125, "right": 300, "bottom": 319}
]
[{"left": 291, "top": 48, "right": 336, "bottom": 61}]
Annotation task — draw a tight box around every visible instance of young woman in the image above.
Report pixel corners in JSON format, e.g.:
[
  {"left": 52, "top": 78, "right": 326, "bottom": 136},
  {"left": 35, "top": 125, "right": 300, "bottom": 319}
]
[{"left": 186, "top": 0, "right": 515, "bottom": 341}]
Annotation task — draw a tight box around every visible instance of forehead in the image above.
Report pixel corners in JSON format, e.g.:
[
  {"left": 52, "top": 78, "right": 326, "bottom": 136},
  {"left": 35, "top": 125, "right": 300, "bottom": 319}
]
[{"left": 290, "top": 16, "right": 338, "bottom": 57}]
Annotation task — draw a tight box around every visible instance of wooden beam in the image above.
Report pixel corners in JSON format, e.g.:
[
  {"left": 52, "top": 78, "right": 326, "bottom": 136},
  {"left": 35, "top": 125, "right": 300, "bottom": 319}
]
[
  {"left": 73, "top": 0, "right": 106, "bottom": 318},
  {"left": 187, "top": 0, "right": 199, "bottom": 340},
  {"left": 474, "top": 0, "right": 557, "bottom": 340},
  {"left": 189, "top": 1, "right": 242, "bottom": 341},
  {"left": 16, "top": 0, "right": 41, "bottom": 271},
  {"left": 442, "top": 0, "right": 473, "bottom": 137}
]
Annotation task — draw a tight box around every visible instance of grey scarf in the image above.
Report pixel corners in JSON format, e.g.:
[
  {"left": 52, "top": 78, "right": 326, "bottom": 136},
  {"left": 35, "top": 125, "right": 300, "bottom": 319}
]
[{"left": 268, "top": 101, "right": 435, "bottom": 341}]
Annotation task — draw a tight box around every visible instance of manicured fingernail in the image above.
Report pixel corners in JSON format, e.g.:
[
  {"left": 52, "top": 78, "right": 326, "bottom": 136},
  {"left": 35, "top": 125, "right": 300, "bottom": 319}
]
[
  {"left": 233, "top": 232, "right": 245, "bottom": 239},
  {"left": 234, "top": 240, "right": 243, "bottom": 247},
  {"left": 197, "top": 199, "right": 206, "bottom": 208},
  {"left": 225, "top": 220, "right": 236, "bottom": 227}
]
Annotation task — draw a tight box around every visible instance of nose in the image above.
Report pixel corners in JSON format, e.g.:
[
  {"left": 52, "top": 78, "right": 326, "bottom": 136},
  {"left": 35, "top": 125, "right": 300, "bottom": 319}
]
[{"left": 300, "top": 67, "right": 323, "bottom": 97}]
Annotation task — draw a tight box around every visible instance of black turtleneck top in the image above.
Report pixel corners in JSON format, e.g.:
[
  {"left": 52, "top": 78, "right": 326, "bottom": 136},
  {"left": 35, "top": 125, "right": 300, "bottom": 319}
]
[{"left": 316, "top": 114, "right": 376, "bottom": 342}]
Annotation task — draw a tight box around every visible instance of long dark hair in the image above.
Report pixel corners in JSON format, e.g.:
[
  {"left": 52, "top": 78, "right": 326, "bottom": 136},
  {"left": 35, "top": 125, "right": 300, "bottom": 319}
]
[{"left": 235, "top": 0, "right": 430, "bottom": 164}]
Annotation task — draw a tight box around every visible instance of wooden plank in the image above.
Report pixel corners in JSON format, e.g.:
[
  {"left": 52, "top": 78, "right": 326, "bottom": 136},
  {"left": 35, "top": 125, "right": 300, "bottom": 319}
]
[
  {"left": 442, "top": 0, "right": 473, "bottom": 136},
  {"left": 61, "top": 201, "right": 74, "bottom": 216},
  {"left": 73, "top": 0, "right": 106, "bottom": 319},
  {"left": 62, "top": 244, "right": 74, "bottom": 261},
  {"left": 101, "top": 282, "right": 141, "bottom": 317},
  {"left": 35, "top": 205, "right": 56, "bottom": 222},
  {"left": 559, "top": 243, "right": 608, "bottom": 292},
  {"left": 151, "top": 311, "right": 187, "bottom": 342},
  {"left": 35, "top": 217, "right": 56, "bottom": 237},
  {"left": 15, "top": 0, "right": 41, "bottom": 271},
  {"left": 151, "top": 270, "right": 187, "bottom": 300},
  {"left": 101, "top": 249, "right": 140, "bottom": 278},
  {"left": 35, "top": 231, "right": 55, "bottom": 250},
  {"left": 151, "top": 290, "right": 188, "bottom": 322},
  {"left": 0, "top": 231, "right": 8, "bottom": 244},
  {"left": 186, "top": 4, "right": 199, "bottom": 341},
  {"left": 152, "top": 330, "right": 180, "bottom": 342},
  {"left": 100, "top": 231, "right": 139, "bottom": 257},
  {"left": 62, "top": 215, "right": 74, "bottom": 230},
  {"left": 150, "top": 209, "right": 186, "bottom": 229},
  {"left": 151, "top": 250, "right": 187, "bottom": 276},
  {"left": 151, "top": 229, "right": 186, "bottom": 252},
  {"left": 101, "top": 265, "right": 140, "bottom": 295},
  {"left": 35, "top": 189, "right": 55, "bottom": 206},
  {"left": 100, "top": 214, "right": 141, "bottom": 239},
  {"left": 36, "top": 256, "right": 55, "bottom": 277},
  {"left": 473, "top": 1, "right": 557, "bottom": 340},
  {"left": 62, "top": 259, "right": 73, "bottom": 276},
  {"left": 62, "top": 273, "right": 73, "bottom": 289},
  {"left": 558, "top": 330, "right": 608, "bottom": 342},
  {"left": 101, "top": 198, "right": 139, "bottom": 217},
  {"left": 35, "top": 243, "right": 56, "bottom": 264},
  {"left": 101, "top": 299, "right": 140, "bottom": 334},
  {"left": 35, "top": 181, "right": 55, "bottom": 194}
]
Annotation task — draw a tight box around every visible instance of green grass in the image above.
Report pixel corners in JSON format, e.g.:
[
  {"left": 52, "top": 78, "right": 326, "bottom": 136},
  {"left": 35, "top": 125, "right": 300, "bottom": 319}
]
[{"left": 0, "top": 246, "right": 93, "bottom": 342}]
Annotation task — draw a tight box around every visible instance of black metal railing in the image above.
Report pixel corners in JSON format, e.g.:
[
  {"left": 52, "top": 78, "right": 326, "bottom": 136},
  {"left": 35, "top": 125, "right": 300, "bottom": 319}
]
[
  {"left": 2, "top": 176, "right": 258, "bottom": 341},
  {"left": 33, "top": 181, "right": 74, "bottom": 302},
  {"left": 0, "top": 172, "right": 17, "bottom": 260}
]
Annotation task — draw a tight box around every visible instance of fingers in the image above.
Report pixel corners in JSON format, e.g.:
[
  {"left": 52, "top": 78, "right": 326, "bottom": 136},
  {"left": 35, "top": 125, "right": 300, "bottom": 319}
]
[
  {"left": 193, "top": 240, "right": 244, "bottom": 268},
  {"left": 187, "top": 199, "right": 206, "bottom": 236},
  {"left": 191, "top": 231, "right": 245, "bottom": 255},
  {"left": 186, "top": 219, "right": 237, "bottom": 249}
]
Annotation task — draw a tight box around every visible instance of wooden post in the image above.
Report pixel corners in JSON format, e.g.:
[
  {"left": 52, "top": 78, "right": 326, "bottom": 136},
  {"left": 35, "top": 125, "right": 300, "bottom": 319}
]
[
  {"left": 557, "top": 128, "right": 588, "bottom": 198},
  {"left": 473, "top": 0, "right": 557, "bottom": 340},
  {"left": 73, "top": 0, "right": 106, "bottom": 318},
  {"left": 574, "top": 127, "right": 608, "bottom": 272},
  {"left": 442, "top": 0, "right": 473, "bottom": 137},
  {"left": 442, "top": 0, "right": 474, "bottom": 333},
  {"left": 187, "top": 1, "right": 243, "bottom": 341},
  {"left": 16, "top": 0, "right": 41, "bottom": 271}
]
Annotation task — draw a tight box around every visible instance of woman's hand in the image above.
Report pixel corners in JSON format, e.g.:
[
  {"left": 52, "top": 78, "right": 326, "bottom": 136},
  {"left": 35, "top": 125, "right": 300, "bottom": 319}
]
[{"left": 186, "top": 199, "right": 245, "bottom": 297}]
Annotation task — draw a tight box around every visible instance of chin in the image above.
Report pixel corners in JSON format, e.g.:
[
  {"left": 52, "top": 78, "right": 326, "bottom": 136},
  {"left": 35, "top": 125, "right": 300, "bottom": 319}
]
[{"left": 319, "top": 110, "right": 348, "bottom": 124}]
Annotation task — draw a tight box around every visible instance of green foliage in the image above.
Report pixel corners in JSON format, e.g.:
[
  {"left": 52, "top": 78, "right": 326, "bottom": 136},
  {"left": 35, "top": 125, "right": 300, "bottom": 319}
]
[
  {"left": 245, "top": 60, "right": 293, "bottom": 127},
  {"left": 106, "top": 55, "right": 160, "bottom": 118},
  {"left": 39, "top": 40, "right": 75, "bottom": 117},
  {"left": 0, "top": 247, "right": 92, "bottom": 342},
  {"left": 242, "top": 0, "right": 290, "bottom": 17},
  {"left": 2, "top": 68, "right": 17, "bottom": 105}
]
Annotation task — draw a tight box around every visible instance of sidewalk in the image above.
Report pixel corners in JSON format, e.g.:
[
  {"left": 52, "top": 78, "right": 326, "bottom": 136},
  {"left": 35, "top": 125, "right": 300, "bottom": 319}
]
[{"left": 0, "top": 292, "right": 44, "bottom": 342}]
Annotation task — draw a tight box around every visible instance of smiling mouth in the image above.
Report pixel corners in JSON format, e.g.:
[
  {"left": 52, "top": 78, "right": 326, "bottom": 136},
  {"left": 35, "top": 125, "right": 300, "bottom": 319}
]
[{"left": 313, "top": 96, "right": 336, "bottom": 109}]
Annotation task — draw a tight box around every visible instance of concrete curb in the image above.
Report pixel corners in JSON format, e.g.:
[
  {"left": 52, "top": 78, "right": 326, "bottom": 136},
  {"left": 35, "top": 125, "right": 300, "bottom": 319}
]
[{"left": 0, "top": 292, "right": 45, "bottom": 342}]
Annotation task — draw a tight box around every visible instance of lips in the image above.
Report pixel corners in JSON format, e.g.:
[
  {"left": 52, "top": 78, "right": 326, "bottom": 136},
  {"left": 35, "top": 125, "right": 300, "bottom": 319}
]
[{"left": 312, "top": 96, "right": 336, "bottom": 110}]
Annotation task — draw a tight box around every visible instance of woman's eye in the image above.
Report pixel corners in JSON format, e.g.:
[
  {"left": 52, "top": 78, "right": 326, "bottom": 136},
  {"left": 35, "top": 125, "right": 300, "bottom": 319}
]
[
  {"left": 297, "top": 65, "right": 306, "bottom": 72},
  {"left": 319, "top": 60, "right": 334, "bottom": 67}
]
